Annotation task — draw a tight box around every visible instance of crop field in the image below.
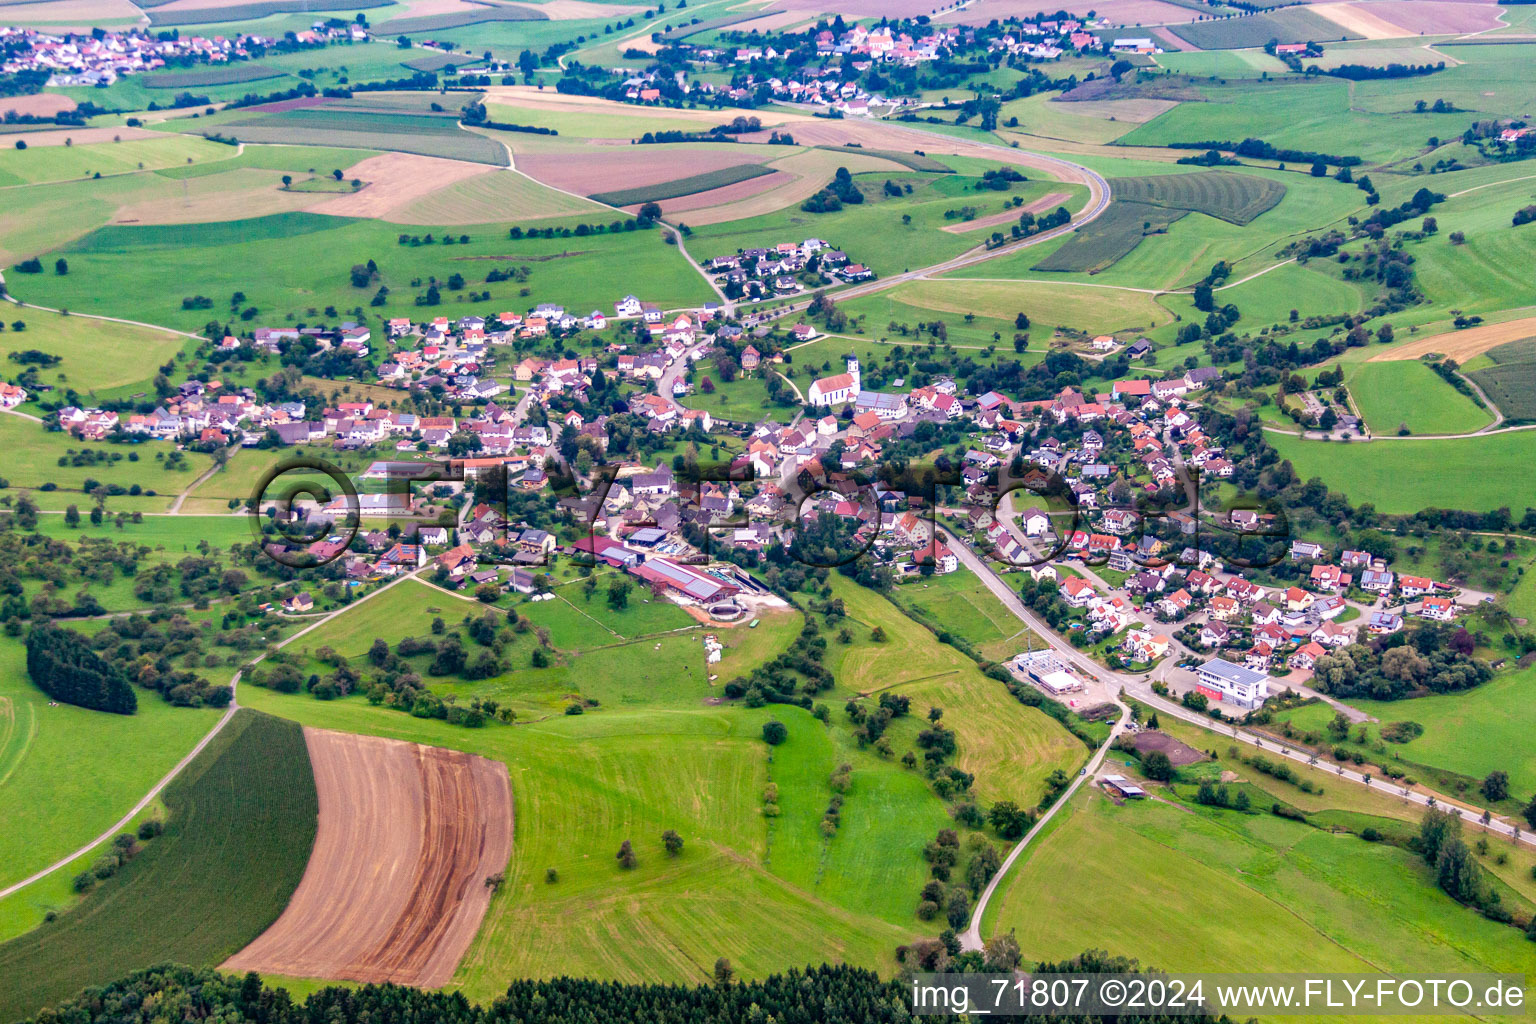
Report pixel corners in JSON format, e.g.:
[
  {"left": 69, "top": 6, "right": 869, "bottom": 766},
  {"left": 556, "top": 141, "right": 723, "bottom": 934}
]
[
  {"left": 141, "top": 63, "right": 287, "bottom": 88},
  {"left": 985, "top": 785, "right": 1534, "bottom": 990},
  {"left": 377, "top": 5, "right": 546, "bottom": 32},
  {"left": 1109, "top": 171, "right": 1287, "bottom": 226},
  {"left": 10, "top": 210, "right": 714, "bottom": 334},
  {"left": 845, "top": 276, "right": 1170, "bottom": 341},
  {"left": 1265, "top": 429, "right": 1536, "bottom": 513},
  {"left": 1118, "top": 77, "right": 1478, "bottom": 166},
  {"left": 1342, "top": 360, "right": 1493, "bottom": 435},
  {"left": 1168, "top": 7, "right": 1361, "bottom": 49},
  {"left": 1468, "top": 337, "right": 1536, "bottom": 422},
  {"left": 0, "top": 710, "right": 317, "bottom": 1022},
  {"left": 514, "top": 145, "right": 779, "bottom": 196},
  {"left": 590, "top": 165, "right": 777, "bottom": 206},
  {"left": 1030, "top": 200, "right": 1187, "bottom": 274},
  {"left": 182, "top": 102, "right": 510, "bottom": 167},
  {"left": 146, "top": 0, "right": 393, "bottom": 25},
  {"left": 223, "top": 729, "right": 511, "bottom": 986},
  {"left": 390, "top": 167, "right": 608, "bottom": 224}
]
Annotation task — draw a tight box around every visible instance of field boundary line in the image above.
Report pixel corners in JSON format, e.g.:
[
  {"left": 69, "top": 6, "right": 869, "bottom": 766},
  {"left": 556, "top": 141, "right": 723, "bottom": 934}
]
[{"left": 0, "top": 565, "right": 426, "bottom": 903}]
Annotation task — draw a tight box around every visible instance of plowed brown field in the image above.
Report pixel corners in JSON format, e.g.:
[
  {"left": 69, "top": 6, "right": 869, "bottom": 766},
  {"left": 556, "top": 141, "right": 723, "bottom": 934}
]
[{"left": 222, "top": 728, "right": 512, "bottom": 987}]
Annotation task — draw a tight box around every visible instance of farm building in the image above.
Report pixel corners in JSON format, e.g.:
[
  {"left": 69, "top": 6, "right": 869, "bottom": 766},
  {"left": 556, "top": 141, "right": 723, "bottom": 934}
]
[
  {"left": 1101, "top": 775, "right": 1147, "bottom": 799},
  {"left": 628, "top": 556, "right": 740, "bottom": 604}
]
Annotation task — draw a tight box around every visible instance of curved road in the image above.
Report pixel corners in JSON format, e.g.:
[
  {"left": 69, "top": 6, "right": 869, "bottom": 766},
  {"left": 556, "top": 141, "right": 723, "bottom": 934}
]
[{"left": 948, "top": 532, "right": 1535, "bottom": 951}]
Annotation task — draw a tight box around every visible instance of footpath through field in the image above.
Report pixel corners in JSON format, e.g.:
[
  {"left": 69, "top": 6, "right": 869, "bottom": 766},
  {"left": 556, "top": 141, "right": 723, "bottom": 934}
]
[{"left": 0, "top": 566, "right": 429, "bottom": 904}]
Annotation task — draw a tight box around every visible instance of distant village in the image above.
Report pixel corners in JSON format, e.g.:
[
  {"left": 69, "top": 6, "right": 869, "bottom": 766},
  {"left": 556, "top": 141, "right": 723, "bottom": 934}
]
[{"left": 0, "top": 23, "right": 367, "bottom": 88}]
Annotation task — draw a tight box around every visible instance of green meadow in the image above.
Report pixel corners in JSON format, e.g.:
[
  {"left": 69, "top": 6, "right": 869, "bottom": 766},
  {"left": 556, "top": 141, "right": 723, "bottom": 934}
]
[
  {"left": 0, "top": 309, "right": 190, "bottom": 405},
  {"left": 0, "top": 134, "right": 231, "bottom": 188},
  {"left": 9, "top": 211, "right": 716, "bottom": 334},
  {"left": 1343, "top": 360, "right": 1493, "bottom": 436},
  {"left": 986, "top": 788, "right": 1536, "bottom": 1018},
  {"left": 1266, "top": 429, "right": 1536, "bottom": 513}
]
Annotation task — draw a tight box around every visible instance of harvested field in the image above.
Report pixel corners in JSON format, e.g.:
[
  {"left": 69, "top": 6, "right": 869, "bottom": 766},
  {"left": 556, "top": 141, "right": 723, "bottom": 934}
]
[
  {"left": 931, "top": 0, "right": 1195, "bottom": 24},
  {"left": 1310, "top": 1, "right": 1411, "bottom": 38},
  {"left": 390, "top": 168, "right": 608, "bottom": 223},
  {"left": 306, "top": 151, "right": 492, "bottom": 218},
  {"left": 1170, "top": 7, "right": 1357, "bottom": 48},
  {"left": 381, "top": 5, "right": 547, "bottom": 32},
  {"left": 148, "top": 0, "right": 392, "bottom": 23},
  {"left": 739, "top": 120, "right": 1095, "bottom": 187},
  {"left": 1065, "top": 97, "right": 1180, "bottom": 122},
  {"left": 941, "top": 191, "right": 1070, "bottom": 233},
  {"left": 1130, "top": 729, "right": 1205, "bottom": 766},
  {"left": 1369, "top": 315, "right": 1536, "bottom": 362},
  {"left": 590, "top": 164, "right": 775, "bottom": 206},
  {"left": 222, "top": 728, "right": 512, "bottom": 987},
  {"left": 0, "top": 0, "right": 140, "bottom": 19},
  {"left": 674, "top": 147, "right": 918, "bottom": 224},
  {"left": 0, "top": 94, "right": 75, "bottom": 118},
  {"left": 516, "top": 145, "right": 767, "bottom": 197},
  {"left": 1357, "top": 0, "right": 1504, "bottom": 34},
  {"left": 641, "top": 169, "right": 793, "bottom": 215},
  {"left": 1, "top": 125, "right": 157, "bottom": 148},
  {"left": 111, "top": 167, "right": 317, "bottom": 224},
  {"left": 1154, "top": 25, "right": 1199, "bottom": 50}
]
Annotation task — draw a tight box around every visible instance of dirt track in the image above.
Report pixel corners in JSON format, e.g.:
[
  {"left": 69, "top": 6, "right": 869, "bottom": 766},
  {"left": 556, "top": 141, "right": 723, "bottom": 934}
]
[
  {"left": 222, "top": 728, "right": 512, "bottom": 987},
  {"left": 1369, "top": 315, "right": 1536, "bottom": 362}
]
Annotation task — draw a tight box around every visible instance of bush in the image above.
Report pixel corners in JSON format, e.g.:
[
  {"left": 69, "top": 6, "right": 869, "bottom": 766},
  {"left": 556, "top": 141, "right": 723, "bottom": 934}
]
[{"left": 762, "top": 719, "right": 787, "bottom": 745}]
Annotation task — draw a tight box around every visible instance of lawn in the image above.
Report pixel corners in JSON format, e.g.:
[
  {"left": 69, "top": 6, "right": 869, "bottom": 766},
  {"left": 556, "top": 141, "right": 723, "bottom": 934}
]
[
  {"left": 1266, "top": 429, "right": 1536, "bottom": 514},
  {"left": 1344, "top": 360, "right": 1493, "bottom": 435},
  {"left": 0, "top": 710, "right": 316, "bottom": 1022},
  {"left": 680, "top": 359, "right": 781, "bottom": 423},
  {"left": 985, "top": 787, "right": 1536, "bottom": 993},
  {"left": 0, "top": 308, "right": 190, "bottom": 405},
  {"left": 10, "top": 211, "right": 715, "bottom": 335}
]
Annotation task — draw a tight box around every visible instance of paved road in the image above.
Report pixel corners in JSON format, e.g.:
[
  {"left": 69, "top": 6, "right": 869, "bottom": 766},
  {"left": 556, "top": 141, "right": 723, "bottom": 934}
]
[
  {"left": 0, "top": 566, "right": 428, "bottom": 903},
  {"left": 959, "top": 702, "right": 1128, "bottom": 952},
  {"left": 945, "top": 531, "right": 1535, "bottom": 951}
]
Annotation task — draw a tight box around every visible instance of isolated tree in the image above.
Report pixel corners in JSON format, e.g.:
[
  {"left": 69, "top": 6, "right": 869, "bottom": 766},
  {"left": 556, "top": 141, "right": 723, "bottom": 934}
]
[
  {"left": 713, "top": 957, "right": 734, "bottom": 987},
  {"left": 1141, "top": 750, "right": 1174, "bottom": 782},
  {"left": 616, "top": 839, "right": 637, "bottom": 869},
  {"left": 55, "top": 258, "right": 68, "bottom": 275},
  {"left": 662, "top": 829, "right": 684, "bottom": 857},
  {"left": 762, "top": 719, "right": 787, "bottom": 745},
  {"left": 1482, "top": 771, "right": 1510, "bottom": 803},
  {"left": 282, "top": 174, "right": 293, "bottom": 187}
]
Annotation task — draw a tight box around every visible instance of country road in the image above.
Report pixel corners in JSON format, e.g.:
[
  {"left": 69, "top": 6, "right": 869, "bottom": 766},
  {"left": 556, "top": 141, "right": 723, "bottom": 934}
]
[{"left": 945, "top": 530, "right": 1536, "bottom": 951}]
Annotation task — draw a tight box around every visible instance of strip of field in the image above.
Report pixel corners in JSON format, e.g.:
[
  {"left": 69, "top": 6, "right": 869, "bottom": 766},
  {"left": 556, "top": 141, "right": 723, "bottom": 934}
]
[
  {"left": 142, "top": 64, "right": 287, "bottom": 88},
  {"left": 306, "top": 151, "right": 492, "bottom": 218},
  {"left": 222, "top": 728, "right": 512, "bottom": 987},
  {"left": 148, "top": 0, "right": 393, "bottom": 24},
  {"left": 941, "top": 191, "right": 1070, "bottom": 233},
  {"left": 1310, "top": 1, "right": 1410, "bottom": 39},
  {"left": 517, "top": 146, "right": 770, "bottom": 197},
  {"left": 1467, "top": 336, "right": 1536, "bottom": 421},
  {"left": 388, "top": 168, "right": 608, "bottom": 224},
  {"left": 382, "top": 4, "right": 547, "bottom": 31},
  {"left": 1369, "top": 315, "right": 1536, "bottom": 362},
  {"left": 0, "top": 711, "right": 317, "bottom": 1023},
  {"left": 1109, "top": 170, "right": 1286, "bottom": 226},
  {"left": 810, "top": 145, "right": 952, "bottom": 172},
  {"left": 590, "top": 164, "right": 776, "bottom": 206},
  {"left": 191, "top": 107, "right": 509, "bottom": 166},
  {"left": 1032, "top": 200, "right": 1187, "bottom": 273},
  {"left": 1168, "top": 7, "right": 1360, "bottom": 48}
]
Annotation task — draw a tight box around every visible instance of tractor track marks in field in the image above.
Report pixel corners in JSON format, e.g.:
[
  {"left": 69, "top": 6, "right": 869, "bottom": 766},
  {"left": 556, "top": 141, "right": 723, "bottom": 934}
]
[{"left": 222, "top": 728, "right": 512, "bottom": 987}]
